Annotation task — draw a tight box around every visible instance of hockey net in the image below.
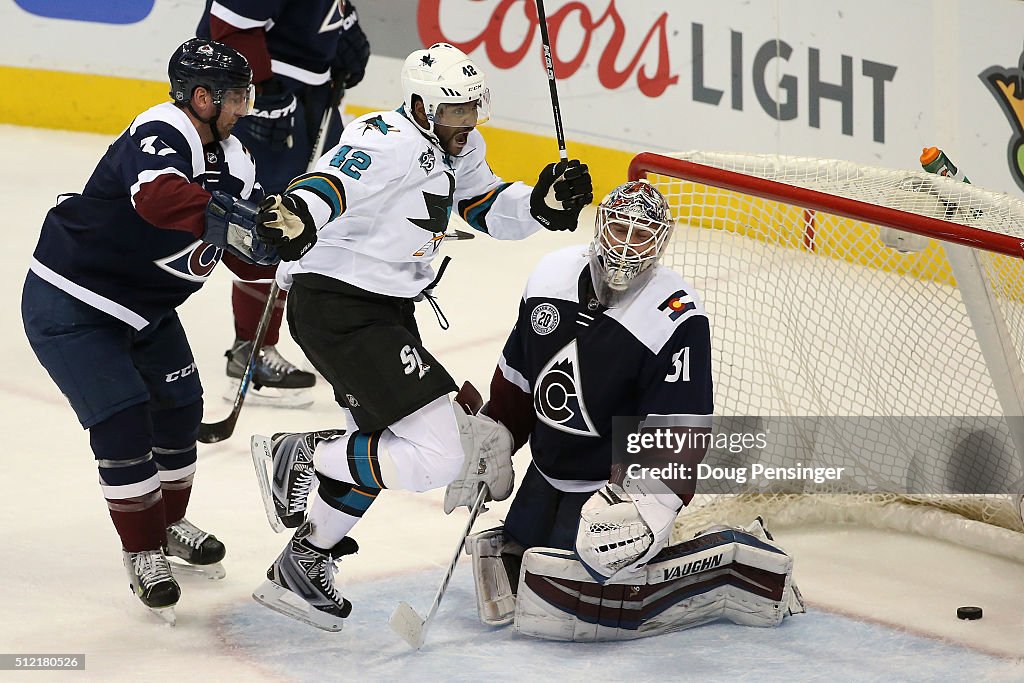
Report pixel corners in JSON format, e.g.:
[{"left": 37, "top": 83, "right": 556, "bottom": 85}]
[{"left": 628, "top": 152, "right": 1024, "bottom": 562}]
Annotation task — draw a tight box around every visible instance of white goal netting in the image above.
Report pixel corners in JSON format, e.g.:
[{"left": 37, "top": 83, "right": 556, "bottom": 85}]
[{"left": 634, "top": 152, "right": 1024, "bottom": 560}]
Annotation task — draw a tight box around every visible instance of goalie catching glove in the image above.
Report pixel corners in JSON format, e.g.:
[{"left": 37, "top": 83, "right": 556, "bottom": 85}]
[
  {"left": 443, "top": 403, "right": 514, "bottom": 514},
  {"left": 575, "top": 483, "right": 681, "bottom": 583},
  {"left": 256, "top": 193, "right": 318, "bottom": 261},
  {"left": 530, "top": 159, "right": 593, "bottom": 231}
]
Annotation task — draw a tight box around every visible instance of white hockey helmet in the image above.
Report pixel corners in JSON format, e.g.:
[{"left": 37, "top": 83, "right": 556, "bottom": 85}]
[
  {"left": 589, "top": 180, "right": 674, "bottom": 307},
  {"left": 402, "top": 43, "right": 491, "bottom": 138}
]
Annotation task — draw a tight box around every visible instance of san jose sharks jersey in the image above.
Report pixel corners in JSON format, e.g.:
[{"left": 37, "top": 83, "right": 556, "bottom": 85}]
[
  {"left": 276, "top": 107, "right": 540, "bottom": 298},
  {"left": 488, "top": 246, "right": 714, "bottom": 490},
  {"left": 29, "top": 102, "right": 265, "bottom": 331},
  {"left": 199, "top": 0, "right": 355, "bottom": 84}
]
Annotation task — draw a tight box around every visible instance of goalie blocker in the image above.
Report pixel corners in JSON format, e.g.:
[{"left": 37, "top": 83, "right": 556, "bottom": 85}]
[{"left": 466, "top": 519, "right": 804, "bottom": 641}]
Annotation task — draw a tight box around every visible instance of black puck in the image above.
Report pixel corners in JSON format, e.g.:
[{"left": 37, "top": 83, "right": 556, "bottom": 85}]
[{"left": 956, "top": 606, "right": 983, "bottom": 620}]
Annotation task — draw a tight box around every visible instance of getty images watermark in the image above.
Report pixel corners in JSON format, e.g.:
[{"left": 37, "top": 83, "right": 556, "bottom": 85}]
[{"left": 613, "top": 415, "right": 847, "bottom": 496}]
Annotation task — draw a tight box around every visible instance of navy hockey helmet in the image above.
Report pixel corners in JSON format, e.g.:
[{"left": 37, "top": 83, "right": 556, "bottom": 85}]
[{"left": 168, "top": 38, "right": 253, "bottom": 109}]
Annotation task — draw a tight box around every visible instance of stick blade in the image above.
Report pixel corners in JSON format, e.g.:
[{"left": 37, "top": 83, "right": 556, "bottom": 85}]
[
  {"left": 388, "top": 601, "right": 426, "bottom": 650},
  {"left": 198, "top": 417, "right": 234, "bottom": 444}
]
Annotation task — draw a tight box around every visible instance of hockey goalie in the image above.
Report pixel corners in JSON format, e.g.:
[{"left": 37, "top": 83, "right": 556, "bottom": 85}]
[{"left": 447, "top": 180, "right": 804, "bottom": 641}]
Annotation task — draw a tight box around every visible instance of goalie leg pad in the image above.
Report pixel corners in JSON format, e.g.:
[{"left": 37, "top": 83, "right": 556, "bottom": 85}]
[
  {"left": 465, "top": 527, "right": 524, "bottom": 625},
  {"left": 515, "top": 525, "right": 795, "bottom": 642}
]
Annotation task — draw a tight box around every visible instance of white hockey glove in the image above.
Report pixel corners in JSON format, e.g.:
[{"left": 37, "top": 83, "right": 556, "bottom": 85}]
[
  {"left": 575, "top": 483, "right": 680, "bottom": 583},
  {"left": 443, "top": 403, "right": 514, "bottom": 514}
]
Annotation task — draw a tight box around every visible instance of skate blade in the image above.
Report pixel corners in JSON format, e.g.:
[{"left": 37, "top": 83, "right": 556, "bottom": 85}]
[
  {"left": 388, "top": 601, "right": 426, "bottom": 650},
  {"left": 252, "top": 579, "right": 345, "bottom": 632},
  {"left": 168, "top": 558, "right": 226, "bottom": 580},
  {"left": 251, "top": 435, "right": 287, "bottom": 533},
  {"left": 144, "top": 605, "right": 176, "bottom": 626},
  {"left": 224, "top": 381, "right": 314, "bottom": 408}
]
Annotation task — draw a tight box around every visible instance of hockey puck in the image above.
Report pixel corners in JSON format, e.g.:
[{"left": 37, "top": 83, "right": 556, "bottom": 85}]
[{"left": 956, "top": 606, "right": 983, "bottom": 620}]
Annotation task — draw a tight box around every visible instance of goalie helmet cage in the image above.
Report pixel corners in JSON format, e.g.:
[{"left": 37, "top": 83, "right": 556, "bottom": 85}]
[{"left": 628, "top": 151, "right": 1024, "bottom": 562}]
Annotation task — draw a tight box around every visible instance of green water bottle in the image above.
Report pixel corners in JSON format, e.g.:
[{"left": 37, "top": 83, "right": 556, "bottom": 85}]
[{"left": 920, "top": 146, "right": 970, "bottom": 184}]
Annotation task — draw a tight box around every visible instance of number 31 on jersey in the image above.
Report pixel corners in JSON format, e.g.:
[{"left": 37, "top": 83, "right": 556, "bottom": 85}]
[{"left": 666, "top": 347, "right": 691, "bottom": 383}]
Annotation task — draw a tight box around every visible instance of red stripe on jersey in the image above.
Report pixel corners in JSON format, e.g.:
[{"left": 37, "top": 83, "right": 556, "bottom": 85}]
[
  {"left": 486, "top": 366, "right": 535, "bottom": 453},
  {"left": 209, "top": 15, "right": 273, "bottom": 84},
  {"left": 133, "top": 173, "right": 210, "bottom": 238}
]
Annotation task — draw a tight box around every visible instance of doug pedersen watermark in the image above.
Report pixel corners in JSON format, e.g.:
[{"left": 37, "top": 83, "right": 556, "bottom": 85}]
[{"left": 612, "top": 415, "right": 846, "bottom": 497}]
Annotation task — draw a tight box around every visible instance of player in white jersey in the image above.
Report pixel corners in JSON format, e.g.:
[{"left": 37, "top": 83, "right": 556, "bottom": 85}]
[
  {"left": 246, "top": 42, "right": 593, "bottom": 631},
  {"left": 460, "top": 181, "right": 803, "bottom": 639}
]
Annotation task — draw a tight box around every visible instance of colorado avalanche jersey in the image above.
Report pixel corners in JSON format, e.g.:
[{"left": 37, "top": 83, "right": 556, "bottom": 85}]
[
  {"left": 30, "top": 102, "right": 262, "bottom": 330},
  {"left": 488, "top": 246, "right": 714, "bottom": 491},
  {"left": 276, "top": 107, "right": 540, "bottom": 298},
  {"left": 199, "top": 0, "right": 353, "bottom": 84}
]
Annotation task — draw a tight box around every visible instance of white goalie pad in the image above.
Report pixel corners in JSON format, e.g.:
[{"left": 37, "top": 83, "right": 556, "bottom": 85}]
[
  {"left": 515, "top": 523, "right": 798, "bottom": 642},
  {"left": 443, "top": 403, "right": 514, "bottom": 514},
  {"left": 464, "top": 527, "right": 524, "bottom": 625}
]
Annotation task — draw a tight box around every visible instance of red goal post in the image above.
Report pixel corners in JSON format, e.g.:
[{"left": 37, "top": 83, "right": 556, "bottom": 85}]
[{"left": 628, "top": 151, "right": 1024, "bottom": 560}]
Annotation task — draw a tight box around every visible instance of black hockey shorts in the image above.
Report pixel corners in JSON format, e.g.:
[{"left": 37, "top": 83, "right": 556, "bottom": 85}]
[{"left": 287, "top": 274, "right": 457, "bottom": 432}]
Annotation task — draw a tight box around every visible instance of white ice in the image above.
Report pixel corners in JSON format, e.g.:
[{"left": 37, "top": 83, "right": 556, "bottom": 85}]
[{"left": 2, "top": 125, "right": 1022, "bottom": 682}]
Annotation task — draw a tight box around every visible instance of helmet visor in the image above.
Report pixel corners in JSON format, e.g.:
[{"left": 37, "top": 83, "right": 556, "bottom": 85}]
[
  {"left": 222, "top": 84, "right": 255, "bottom": 115},
  {"left": 433, "top": 90, "right": 491, "bottom": 127}
]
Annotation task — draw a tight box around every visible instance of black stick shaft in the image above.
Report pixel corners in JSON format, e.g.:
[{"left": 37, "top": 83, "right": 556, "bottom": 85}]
[{"left": 535, "top": 0, "right": 567, "bottom": 160}]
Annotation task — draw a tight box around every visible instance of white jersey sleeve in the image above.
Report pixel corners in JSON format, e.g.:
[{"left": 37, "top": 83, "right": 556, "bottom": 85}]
[{"left": 452, "top": 130, "right": 541, "bottom": 241}]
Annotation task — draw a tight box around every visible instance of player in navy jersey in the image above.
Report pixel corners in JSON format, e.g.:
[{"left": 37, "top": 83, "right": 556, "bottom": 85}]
[
  {"left": 459, "top": 180, "right": 720, "bottom": 629},
  {"left": 21, "top": 38, "right": 277, "bottom": 624},
  {"left": 197, "top": 0, "right": 372, "bottom": 404},
  {"left": 244, "top": 42, "right": 593, "bottom": 632}
]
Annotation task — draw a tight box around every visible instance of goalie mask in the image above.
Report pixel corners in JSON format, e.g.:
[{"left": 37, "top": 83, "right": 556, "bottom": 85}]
[
  {"left": 401, "top": 43, "right": 491, "bottom": 144},
  {"left": 588, "top": 180, "right": 674, "bottom": 308}
]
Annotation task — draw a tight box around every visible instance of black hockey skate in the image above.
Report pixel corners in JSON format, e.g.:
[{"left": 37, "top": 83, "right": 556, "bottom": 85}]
[
  {"left": 164, "top": 518, "right": 227, "bottom": 580},
  {"left": 122, "top": 548, "right": 180, "bottom": 625},
  {"left": 225, "top": 339, "right": 315, "bottom": 408},
  {"left": 251, "top": 430, "right": 345, "bottom": 532},
  {"left": 252, "top": 522, "right": 358, "bottom": 632}
]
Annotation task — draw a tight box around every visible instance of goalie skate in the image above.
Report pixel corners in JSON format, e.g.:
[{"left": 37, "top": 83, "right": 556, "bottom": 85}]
[{"left": 252, "top": 523, "right": 357, "bottom": 632}]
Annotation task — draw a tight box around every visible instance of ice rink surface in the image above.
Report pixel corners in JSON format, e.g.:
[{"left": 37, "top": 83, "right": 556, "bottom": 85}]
[{"left": 2, "top": 125, "right": 1022, "bottom": 681}]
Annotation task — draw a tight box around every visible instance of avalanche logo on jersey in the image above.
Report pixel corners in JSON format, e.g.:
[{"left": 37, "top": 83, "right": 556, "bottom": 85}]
[
  {"left": 154, "top": 240, "right": 222, "bottom": 283},
  {"left": 658, "top": 289, "right": 696, "bottom": 321},
  {"left": 533, "top": 340, "right": 599, "bottom": 437}
]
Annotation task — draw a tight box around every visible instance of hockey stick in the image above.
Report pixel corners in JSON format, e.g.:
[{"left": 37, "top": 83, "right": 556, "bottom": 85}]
[
  {"left": 388, "top": 484, "right": 489, "bottom": 650},
  {"left": 535, "top": 0, "right": 567, "bottom": 161},
  {"left": 198, "top": 86, "right": 342, "bottom": 444}
]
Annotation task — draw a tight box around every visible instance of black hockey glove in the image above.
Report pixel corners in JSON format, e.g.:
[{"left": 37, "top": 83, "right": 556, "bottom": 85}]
[
  {"left": 246, "top": 78, "right": 297, "bottom": 150},
  {"left": 332, "top": 1, "right": 370, "bottom": 89},
  {"left": 530, "top": 159, "right": 594, "bottom": 231},
  {"left": 256, "top": 193, "right": 317, "bottom": 261},
  {"left": 205, "top": 191, "right": 279, "bottom": 266}
]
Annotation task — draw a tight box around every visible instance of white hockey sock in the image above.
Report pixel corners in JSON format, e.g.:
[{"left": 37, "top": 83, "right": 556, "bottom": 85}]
[{"left": 306, "top": 490, "right": 361, "bottom": 549}]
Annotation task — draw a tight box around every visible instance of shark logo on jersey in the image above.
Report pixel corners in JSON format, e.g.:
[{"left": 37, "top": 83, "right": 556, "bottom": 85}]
[
  {"left": 408, "top": 172, "right": 455, "bottom": 238},
  {"left": 362, "top": 116, "right": 395, "bottom": 136},
  {"left": 154, "top": 240, "right": 222, "bottom": 282},
  {"left": 534, "top": 340, "right": 599, "bottom": 437},
  {"left": 419, "top": 148, "right": 436, "bottom": 174},
  {"left": 421, "top": 54, "right": 436, "bottom": 67}
]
